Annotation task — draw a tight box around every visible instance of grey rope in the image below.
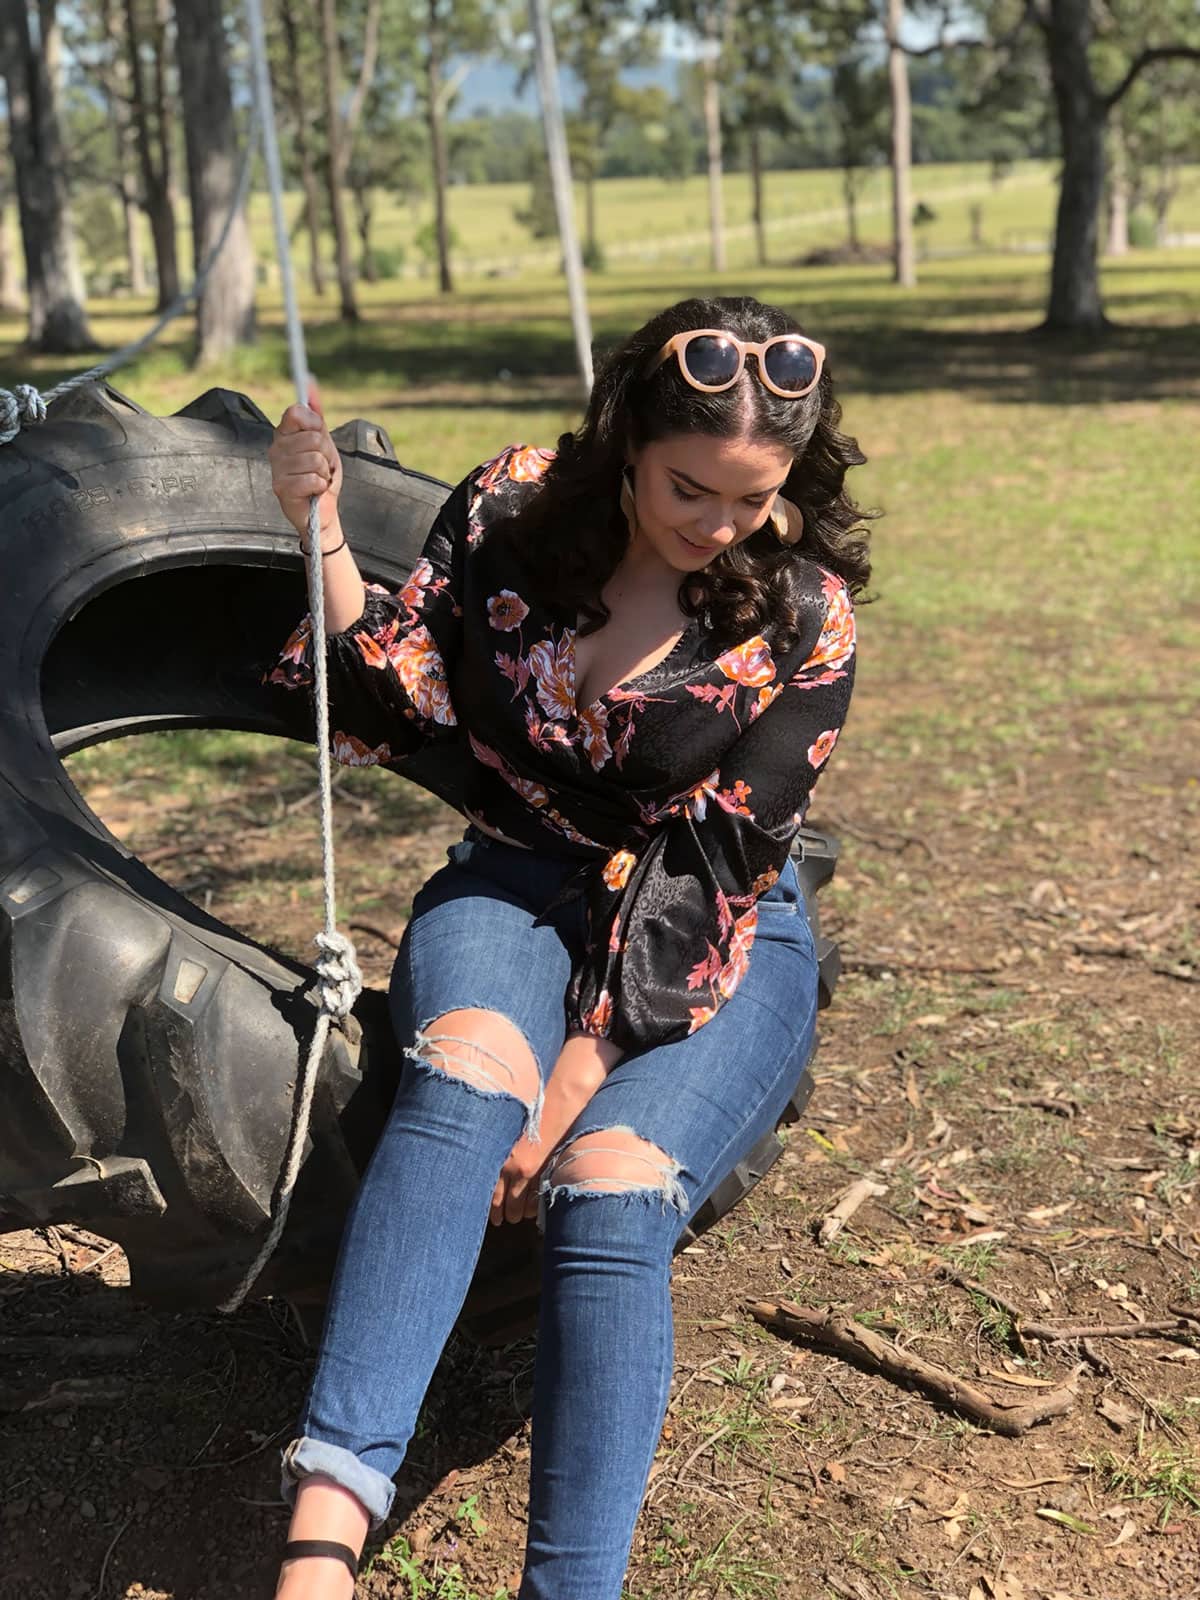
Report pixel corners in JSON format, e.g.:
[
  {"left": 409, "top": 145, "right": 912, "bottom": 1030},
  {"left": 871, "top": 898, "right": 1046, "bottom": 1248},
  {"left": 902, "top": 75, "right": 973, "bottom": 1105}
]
[
  {"left": 0, "top": 0, "right": 361, "bottom": 1309},
  {"left": 216, "top": 0, "right": 362, "bottom": 1314},
  {"left": 0, "top": 103, "right": 259, "bottom": 446}
]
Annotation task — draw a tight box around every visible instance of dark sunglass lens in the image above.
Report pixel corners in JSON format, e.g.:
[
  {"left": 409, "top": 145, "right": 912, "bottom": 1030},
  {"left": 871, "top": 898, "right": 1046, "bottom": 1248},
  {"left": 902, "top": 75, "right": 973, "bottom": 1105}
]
[
  {"left": 763, "top": 339, "right": 817, "bottom": 393},
  {"left": 683, "top": 335, "right": 740, "bottom": 387}
]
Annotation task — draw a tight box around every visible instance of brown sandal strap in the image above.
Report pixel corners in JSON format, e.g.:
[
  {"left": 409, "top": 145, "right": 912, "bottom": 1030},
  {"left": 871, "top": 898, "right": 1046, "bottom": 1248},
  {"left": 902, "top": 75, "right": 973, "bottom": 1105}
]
[{"left": 282, "top": 1539, "right": 359, "bottom": 1579}]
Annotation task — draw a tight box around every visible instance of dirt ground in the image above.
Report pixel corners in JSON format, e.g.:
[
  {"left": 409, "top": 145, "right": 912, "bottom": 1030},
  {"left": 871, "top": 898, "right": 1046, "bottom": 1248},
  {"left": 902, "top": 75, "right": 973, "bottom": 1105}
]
[{"left": 3, "top": 632, "right": 1199, "bottom": 1599}]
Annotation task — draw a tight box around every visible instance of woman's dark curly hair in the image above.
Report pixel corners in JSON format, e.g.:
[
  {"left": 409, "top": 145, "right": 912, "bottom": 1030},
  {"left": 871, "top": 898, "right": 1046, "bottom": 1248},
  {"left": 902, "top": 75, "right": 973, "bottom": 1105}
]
[{"left": 494, "top": 294, "right": 876, "bottom": 650}]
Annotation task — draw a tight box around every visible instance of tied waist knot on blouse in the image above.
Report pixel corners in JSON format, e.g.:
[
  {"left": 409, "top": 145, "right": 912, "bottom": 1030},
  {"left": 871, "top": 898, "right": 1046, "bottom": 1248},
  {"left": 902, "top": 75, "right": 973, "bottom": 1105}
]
[{"left": 265, "top": 444, "right": 857, "bottom": 1056}]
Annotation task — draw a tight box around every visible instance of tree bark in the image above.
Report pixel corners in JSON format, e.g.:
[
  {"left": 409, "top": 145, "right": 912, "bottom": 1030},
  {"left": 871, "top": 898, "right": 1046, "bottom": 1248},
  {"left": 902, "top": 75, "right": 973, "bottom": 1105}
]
[
  {"left": 352, "top": 181, "right": 377, "bottom": 280},
  {"left": 701, "top": 3, "right": 726, "bottom": 274},
  {"left": 279, "top": 0, "right": 326, "bottom": 297},
  {"left": 749, "top": 123, "right": 766, "bottom": 266},
  {"left": 887, "top": 0, "right": 915, "bottom": 287},
  {"left": 318, "top": 0, "right": 359, "bottom": 320},
  {"left": 585, "top": 171, "right": 597, "bottom": 257},
  {"left": 341, "top": 0, "right": 382, "bottom": 170},
  {"left": 0, "top": 0, "right": 95, "bottom": 350},
  {"left": 98, "top": 0, "right": 146, "bottom": 295},
  {"left": 842, "top": 167, "right": 860, "bottom": 252},
  {"left": 1105, "top": 119, "right": 1129, "bottom": 256},
  {"left": 425, "top": 0, "right": 454, "bottom": 294},
  {"left": 123, "top": 0, "right": 178, "bottom": 308},
  {"left": 173, "top": 0, "right": 256, "bottom": 367},
  {"left": 1042, "top": 0, "right": 1107, "bottom": 332},
  {"left": 0, "top": 167, "right": 24, "bottom": 313}
]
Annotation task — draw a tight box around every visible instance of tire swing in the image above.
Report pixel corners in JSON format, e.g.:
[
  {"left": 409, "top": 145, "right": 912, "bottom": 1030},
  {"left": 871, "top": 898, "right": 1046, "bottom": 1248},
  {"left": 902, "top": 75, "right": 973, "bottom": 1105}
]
[{"left": 0, "top": 13, "right": 843, "bottom": 1348}]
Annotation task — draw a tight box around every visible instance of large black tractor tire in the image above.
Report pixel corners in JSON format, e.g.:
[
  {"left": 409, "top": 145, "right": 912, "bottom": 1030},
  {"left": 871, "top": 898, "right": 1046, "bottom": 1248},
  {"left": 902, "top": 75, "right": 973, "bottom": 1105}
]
[{"left": 0, "top": 382, "right": 841, "bottom": 1345}]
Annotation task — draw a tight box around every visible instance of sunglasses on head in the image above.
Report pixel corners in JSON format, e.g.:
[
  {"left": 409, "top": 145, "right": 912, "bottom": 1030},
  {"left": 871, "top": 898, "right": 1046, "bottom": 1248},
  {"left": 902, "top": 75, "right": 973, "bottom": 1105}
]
[{"left": 645, "top": 327, "right": 826, "bottom": 399}]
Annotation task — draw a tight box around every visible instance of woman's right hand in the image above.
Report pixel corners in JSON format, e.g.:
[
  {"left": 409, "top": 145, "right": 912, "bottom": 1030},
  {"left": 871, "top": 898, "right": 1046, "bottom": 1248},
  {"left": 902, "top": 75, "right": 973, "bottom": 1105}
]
[{"left": 268, "top": 381, "right": 344, "bottom": 544}]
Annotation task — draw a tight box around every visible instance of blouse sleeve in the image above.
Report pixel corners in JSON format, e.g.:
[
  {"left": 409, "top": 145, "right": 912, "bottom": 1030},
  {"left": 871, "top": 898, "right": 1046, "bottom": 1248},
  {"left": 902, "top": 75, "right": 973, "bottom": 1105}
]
[
  {"left": 264, "top": 469, "right": 471, "bottom": 768},
  {"left": 566, "top": 569, "right": 856, "bottom": 1055}
]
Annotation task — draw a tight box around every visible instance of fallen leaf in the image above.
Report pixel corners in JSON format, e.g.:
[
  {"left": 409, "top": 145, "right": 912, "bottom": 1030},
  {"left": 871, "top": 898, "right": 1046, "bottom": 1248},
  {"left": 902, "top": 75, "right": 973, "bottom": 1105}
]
[
  {"left": 1023, "top": 1202, "right": 1074, "bottom": 1225},
  {"left": 1035, "top": 1507, "right": 1097, "bottom": 1536},
  {"left": 1106, "top": 1518, "right": 1138, "bottom": 1548},
  {"left": 823, "top": 1460, "right": 847, "bottom": 1484},
  {"left": 981, "top": 1368, "right": 1064, "bottom": 1389}
]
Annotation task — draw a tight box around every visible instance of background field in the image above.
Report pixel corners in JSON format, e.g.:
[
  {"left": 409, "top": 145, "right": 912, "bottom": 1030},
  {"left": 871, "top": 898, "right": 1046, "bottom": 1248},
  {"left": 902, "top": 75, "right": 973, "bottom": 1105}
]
[{"left": 2, "top": 211, "right": 1199, "bottom": 1600}]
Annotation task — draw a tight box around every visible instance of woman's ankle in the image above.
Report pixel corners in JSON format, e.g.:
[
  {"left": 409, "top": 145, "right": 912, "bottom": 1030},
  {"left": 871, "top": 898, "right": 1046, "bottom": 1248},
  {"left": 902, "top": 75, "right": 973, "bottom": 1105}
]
[
  {"left": 275, "top": 1553, "right": 357, "bottom": 1599},
  {"left": 277, "top": 1476, "right": 370, "bottom": 1594}
]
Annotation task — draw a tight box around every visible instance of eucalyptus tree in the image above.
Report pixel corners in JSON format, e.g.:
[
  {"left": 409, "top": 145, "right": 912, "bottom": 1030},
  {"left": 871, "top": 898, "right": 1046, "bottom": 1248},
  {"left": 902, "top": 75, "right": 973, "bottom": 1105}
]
[
  {"left": 553, "top": 0, "right": 658, "bottom": 261},
  {"left": 830, "top": 51, "right": 889, "bottom": 253},
  {"left": 0, "top": 0, "right": 95, "bottom": 349},
  {"left": 122, "top": 0, "right": 179, "bottom": 308},
  {"left": 277, "top": 0, "right": 328, "bottom": 295},
  {"left": 723, "top": 0, "right": 817, "bottom": 267},
  {"left": 920, "top": 0, "right": 1200, "bottom": 331},
  {"left": 658, "top": 0, "right": 739, "bottom": 271},
  {"left": 173, "top": 0, "right": 256, "bottom": 365},
  {"left": 415, "top": 0, "right": 493, "bottom": 293}
]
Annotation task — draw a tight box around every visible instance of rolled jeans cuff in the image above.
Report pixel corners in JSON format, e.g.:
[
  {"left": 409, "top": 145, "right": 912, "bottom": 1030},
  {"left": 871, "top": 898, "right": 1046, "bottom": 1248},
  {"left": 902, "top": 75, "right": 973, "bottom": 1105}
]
[{"left": 280, "top": 1436, "right": 396, "bottom": 1530}]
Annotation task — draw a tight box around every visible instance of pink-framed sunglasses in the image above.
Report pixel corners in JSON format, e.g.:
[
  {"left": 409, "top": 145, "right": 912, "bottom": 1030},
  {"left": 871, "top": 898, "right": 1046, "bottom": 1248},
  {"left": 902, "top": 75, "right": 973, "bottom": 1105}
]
[{"left": 645, "top": 327, "right": 826, "bottom": 398}]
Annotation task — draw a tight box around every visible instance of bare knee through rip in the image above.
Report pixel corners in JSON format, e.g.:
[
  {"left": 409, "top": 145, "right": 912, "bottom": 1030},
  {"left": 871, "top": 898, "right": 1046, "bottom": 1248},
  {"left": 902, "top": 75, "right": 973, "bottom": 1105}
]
[
  {"left": 543, "top": 1126, "right": 688, "bottom": 1214},
  {"left": 405, "top": 1008, "right": 543, "bottom": 1137}
]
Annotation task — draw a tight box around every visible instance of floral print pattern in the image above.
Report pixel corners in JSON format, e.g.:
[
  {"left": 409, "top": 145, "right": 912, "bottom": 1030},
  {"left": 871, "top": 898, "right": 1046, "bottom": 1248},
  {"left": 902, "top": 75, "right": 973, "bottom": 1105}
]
[{"left": 266, "top": 442, "right": 856, "bottom": 1056}]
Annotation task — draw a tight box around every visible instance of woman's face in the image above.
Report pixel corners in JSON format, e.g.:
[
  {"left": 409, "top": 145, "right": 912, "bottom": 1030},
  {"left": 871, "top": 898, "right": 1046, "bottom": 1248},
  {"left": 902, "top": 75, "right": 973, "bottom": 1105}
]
[{"left": 625, "top": 433, "right": 794, "bottom": 573}]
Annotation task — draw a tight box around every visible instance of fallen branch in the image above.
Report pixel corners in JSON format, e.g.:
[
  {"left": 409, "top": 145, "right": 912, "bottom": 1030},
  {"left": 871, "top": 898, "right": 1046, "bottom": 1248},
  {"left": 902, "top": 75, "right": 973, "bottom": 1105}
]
[
  {"left": 1020, "top": 1317, "right": 1200, "bottom": 1344},
  {"left": 818, "top": 1177, "right": 888, "bottom": 1247},
  {"left": 938, "top": 1268, "right": 1200, "bottom": 1346},
  {"left": 348, "top": 919, "right": 401, "bottom": 949},
  {"left": 0, "top": 1376, "right": 132, "bottom": 1413},
  {"left": 843, "top": 955, "right": 1002, "bottom": 977},
  {"left": 746, "top": 1300, "right": 1079, "bottom": 1437}
]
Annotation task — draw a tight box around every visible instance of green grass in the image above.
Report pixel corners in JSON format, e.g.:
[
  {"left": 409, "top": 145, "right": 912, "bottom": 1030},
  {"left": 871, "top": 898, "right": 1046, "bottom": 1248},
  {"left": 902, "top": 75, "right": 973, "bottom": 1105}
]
[{"left": 7, "top": 177, "right": 1199, "bottom": 981}]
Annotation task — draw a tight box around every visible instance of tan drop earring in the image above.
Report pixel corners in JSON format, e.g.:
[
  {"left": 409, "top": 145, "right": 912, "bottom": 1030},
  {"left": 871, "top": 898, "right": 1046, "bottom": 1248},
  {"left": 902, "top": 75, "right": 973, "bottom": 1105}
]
[{"left": 769, "top": 495, "right": 805, "bottom": 545}]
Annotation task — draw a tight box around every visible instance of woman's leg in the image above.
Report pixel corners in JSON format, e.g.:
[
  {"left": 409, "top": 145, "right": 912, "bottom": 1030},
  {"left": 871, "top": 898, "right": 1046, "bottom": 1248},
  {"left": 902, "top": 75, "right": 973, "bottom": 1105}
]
[
  {"left": 519, "top": 873, "right": 819, "bottom": 1600},
  {"left": 278, "top": 838, "right": 581, "bottom": 1592}
]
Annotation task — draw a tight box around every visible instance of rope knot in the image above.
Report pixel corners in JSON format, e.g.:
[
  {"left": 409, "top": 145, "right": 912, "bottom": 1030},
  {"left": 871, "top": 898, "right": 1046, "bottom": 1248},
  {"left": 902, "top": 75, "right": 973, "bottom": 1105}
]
[
  {"left": 0, "top": 385, "right": 47, "bottom": 446},
  {"left": 313, "top": 929, "right": 363, "bottom": 1018}
]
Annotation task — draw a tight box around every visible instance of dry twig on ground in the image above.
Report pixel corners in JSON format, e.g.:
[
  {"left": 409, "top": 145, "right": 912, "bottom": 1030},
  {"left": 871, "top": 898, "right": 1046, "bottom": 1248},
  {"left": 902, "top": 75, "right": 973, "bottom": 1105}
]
[{"left": 747, "top": 1299, "right": 1080, "bottom": 1437}]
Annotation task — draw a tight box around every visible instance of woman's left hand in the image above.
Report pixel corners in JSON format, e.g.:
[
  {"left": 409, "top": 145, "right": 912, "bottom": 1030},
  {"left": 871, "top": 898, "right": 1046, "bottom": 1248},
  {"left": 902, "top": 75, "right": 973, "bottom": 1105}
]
[{"left": 490, "top": 1034, "right": 622, "bottom": 1226}]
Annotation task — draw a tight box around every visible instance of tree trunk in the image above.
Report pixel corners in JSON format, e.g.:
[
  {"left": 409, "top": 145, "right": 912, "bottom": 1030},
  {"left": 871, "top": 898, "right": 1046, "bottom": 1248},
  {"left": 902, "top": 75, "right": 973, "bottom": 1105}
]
[
  {"left": 585, "top": 171, "right": 597, "bottom": 257},
  {"left": 173, "top": 0, "right": 256, "bottom": 367},
  {"left": 319, "top": 0, "right": 359, "bottom": 320},
  {"left": 887, "top": 0, "right": 915, "bottom": 287},
  {"left": 0, "top": 169, "right": 24, "bottom": 313},
  {"left": 279, "top": 0, "right": 326, "bottom": 297},
  {"left": 843, "top": 167, "right": 860, "bottom": 252},
  {"left": 99, "top": 0, "right": 147, "bottom": 295},
  {"left": 352, "top": 181, "right": 377, "bottom": 280},
  {"left": 701, "top": 8, "right": 726, "bottom": 274},
  {"left": 0, "top": 0, "right": 95, "bottom": 350},
  {"left": 1105, "top": 120, "right": 1129, "bottom": 256},
  {"left": 40, "top": 0, "right": 86, "bottom": 305},
  {"left": 1042, "top": 0, "right": 1107, "bottom": 333},
  {"left": 426, "top": 0, "right": 453, "bottom": 295},
  {"left": 749, "top": 123, "right": 766, "bottom": 266},
  {"left": 123, "top": 0, "right": 178, "bottom": 308},
  {"left": 151, "top": 0, "right": 178, "bottom": 211}
]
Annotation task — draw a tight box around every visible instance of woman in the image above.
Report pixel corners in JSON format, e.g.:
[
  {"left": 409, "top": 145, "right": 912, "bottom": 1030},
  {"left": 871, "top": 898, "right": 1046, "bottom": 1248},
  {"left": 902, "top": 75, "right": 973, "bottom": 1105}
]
[{"left": 265, "top": 294, "right": 872, "bottom": 1599}]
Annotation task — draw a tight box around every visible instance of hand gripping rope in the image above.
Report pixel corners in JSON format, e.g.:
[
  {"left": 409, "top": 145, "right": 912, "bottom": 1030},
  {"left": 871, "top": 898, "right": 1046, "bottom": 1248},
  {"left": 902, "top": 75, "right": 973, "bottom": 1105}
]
[{"left": 0, "top": 1, "right": 362, "bottom": 1313}]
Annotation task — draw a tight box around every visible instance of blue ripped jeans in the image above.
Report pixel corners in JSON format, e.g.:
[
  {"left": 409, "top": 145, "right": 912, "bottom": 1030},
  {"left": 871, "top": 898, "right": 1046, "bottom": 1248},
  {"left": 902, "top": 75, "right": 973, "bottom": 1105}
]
[{"left": 281, "top": 826, "right": 819, "bottom": 1599}]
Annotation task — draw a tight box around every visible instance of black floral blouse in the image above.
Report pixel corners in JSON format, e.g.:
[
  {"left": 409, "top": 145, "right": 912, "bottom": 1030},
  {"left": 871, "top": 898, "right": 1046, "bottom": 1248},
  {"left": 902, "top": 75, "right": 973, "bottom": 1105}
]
[{"left": 267, "top": 444, "right": 857, "bottom": 1056}]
